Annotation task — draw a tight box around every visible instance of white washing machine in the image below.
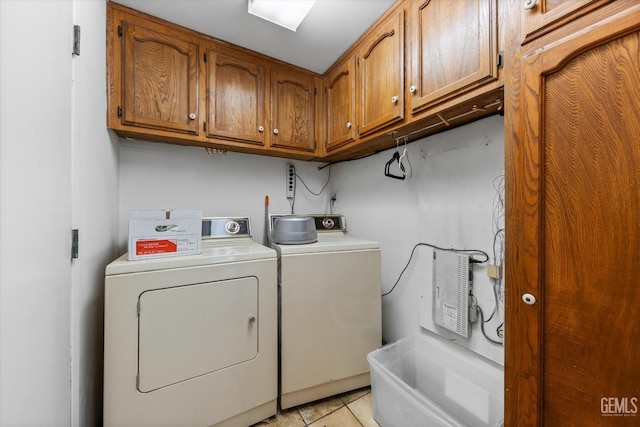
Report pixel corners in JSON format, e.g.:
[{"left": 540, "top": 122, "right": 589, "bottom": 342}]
[
  {"left": 270, "top": 214, "right": 382, "bottom": 409},
  {"left": 104, "top": 217, "right": 277, "bottom": 427}
]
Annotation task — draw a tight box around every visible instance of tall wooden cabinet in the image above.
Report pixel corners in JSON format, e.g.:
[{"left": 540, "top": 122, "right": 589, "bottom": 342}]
[
  {"left": 119, "top": 20, "right": 200, "bottom": 135},
  {"left": 407, "top": 0, "right": 497, "bottom": 114},
  {"left": 521, "top": 0, "right": 613, "bottom": 43},
  {"left": 505, "top": 3, "right": 640, "bottom": 425}
]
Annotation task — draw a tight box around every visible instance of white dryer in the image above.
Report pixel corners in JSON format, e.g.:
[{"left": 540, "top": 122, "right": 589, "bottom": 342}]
[
  {"left": 104, "top": 217, "right": 277, "bottom": 427},
  {"left": 270, "top": 215, "right": 382, "bottom": 409}
]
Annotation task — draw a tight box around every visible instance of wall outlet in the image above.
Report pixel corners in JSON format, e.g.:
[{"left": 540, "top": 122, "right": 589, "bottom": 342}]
[
  {"left": 487, "top": 264, "right": 502, "bottom": 279},
  {"left": 287, "top": 164, "right": 295, "bottom": 199}
]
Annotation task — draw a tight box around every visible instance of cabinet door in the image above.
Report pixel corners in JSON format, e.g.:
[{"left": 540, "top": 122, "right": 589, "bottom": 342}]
[
  {"left": 206, "top": 49, "right": 266, "bottom": 146},
  {"left": 121, "top": 21, "right": 199, "bottom": 135},
  {"left": 357, "top": 8, "right": 404, "bottom": 137},
  {"left": 521, "top": 0, "right": 612, "bottom": 43},
  {"left": 408, "top": 0, "right": 497, "bottom": 114},
  {"left": 505, "top": 5, "right": 640, "bottom": 426},
  {"left": 325, "top": 57, "right": 356, "bottom": 152},
  {"left": 270, "top": 69, "right": 316, "bottom": 153}
]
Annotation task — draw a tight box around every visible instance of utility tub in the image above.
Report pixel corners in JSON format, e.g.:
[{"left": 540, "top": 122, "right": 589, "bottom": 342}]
[{"left": 367, "top": 334, "right": 503, "bottom": 427}]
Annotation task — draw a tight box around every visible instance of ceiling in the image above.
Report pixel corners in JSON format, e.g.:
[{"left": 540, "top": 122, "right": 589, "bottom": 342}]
[{"left": 114, "top": 0, "right": 397, "bottom": 74}]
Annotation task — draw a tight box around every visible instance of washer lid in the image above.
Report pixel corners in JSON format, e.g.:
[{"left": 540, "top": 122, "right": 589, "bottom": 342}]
[
  {"left": 272, "top": 232, "right": 379, "bottom": 255},
  {"left": 105, "top": 239, "right": 275, "bottom": 276}
]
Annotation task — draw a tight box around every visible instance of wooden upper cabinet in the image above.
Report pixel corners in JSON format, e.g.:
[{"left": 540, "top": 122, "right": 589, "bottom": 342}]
[
  {"left": 270, "top": 69, "right": 317, "bottom": 153},
  {"left": 357, "top": 8, "right": 405, "bottom": 137},
  {"left": 120, "top": 20, "right": 199, "bottom": 135},
  {"left": 408, "top": 0, "right": 497, "bottom": 114},
  {"left": 325, "top": 57, "right": 356, "bottom": 152},
  {"left": 521, "top": 0, "right": 613, "bottom": 43},
  {"left": 206, "top": 49, "right": 266, "bottom": 146}
]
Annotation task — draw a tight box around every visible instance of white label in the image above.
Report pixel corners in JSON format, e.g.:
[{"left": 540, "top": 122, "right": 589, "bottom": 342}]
[{"left": 442, "top": 303, "right": 458, "bottom": 331}]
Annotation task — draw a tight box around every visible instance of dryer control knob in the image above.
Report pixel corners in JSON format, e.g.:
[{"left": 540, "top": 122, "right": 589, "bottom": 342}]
[
  {"left": 322, "top": 217, "right": 335, "bottom": 229},
  {"left": 225, "top": 221, "right": 240, "bottom": 234}
]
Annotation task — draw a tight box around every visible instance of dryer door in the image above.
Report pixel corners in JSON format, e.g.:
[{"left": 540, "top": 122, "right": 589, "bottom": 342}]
[{"left": 137, "top": 277, "right": 258, "bottom": 392}]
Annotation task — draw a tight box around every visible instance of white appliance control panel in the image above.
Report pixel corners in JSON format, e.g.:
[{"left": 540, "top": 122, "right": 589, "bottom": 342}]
[
  {"left": 312, "top": 215, "right": 345, "bottom": 232},
  {"left": 202, "top": 217, "right": 251, "bottom": 239}
]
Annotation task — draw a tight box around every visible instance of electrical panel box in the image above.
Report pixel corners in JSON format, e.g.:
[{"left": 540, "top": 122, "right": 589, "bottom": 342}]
[{"left": 432, "top": 249, "right": 470, "bottom": 338}]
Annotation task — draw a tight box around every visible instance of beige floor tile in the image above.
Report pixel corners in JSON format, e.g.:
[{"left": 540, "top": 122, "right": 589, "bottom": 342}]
[
  {"left": 339, "top": 386, "right": 371, "bottom": 405},
  {"left": 297, "top": 397, "right": 344, "bottom": 424},
  {"left": 308, "top": 406, "right": 362, "bottom": 427},
  {"left": 348, "top": 393, "right": 380, "bottom": 427},
  {"left": 251, "top": 408, "right": 306, "bottom": 427}
]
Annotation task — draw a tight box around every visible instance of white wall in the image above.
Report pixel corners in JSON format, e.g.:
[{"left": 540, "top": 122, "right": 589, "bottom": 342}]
[
  {"left": 117, "top": 141, "right": 331, "bottom": 251},
  {"left": 332, "top": 115, "right": 505, "bottom": 366},
  {"left": 0, "top": 2, "right": 74, "bottom": 425},
  {"left": 0, "top": 1, "right": 119, "bottom": 426},
  {"left": 70, "top": 1, "right": 120, "bottom": 426}
]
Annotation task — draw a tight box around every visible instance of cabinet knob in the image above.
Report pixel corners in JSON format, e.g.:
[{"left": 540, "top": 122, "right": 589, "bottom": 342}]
[
  {"left": 258, "top": 126, "right": 264, "bottom": 132},
  {"left": 346, "top": 122, "right": 352, "bottom": 128},
  {"left": 391, "top": 96, "right": 398, "bottom": 104},
  {"left": 273, "top": 129, "right": 279, "bottom": 135},
  {"left": 523, "top": 0, "right": 536, "bottom": 10},
  {"left": 522, "top": 293, "right": 537, "bottom": 305},
  {"left": 409, "top": 85, "right": 416, "bottom": 93},
  {"left": 188, "top": 113, "right": 196, "bottom": 120}
]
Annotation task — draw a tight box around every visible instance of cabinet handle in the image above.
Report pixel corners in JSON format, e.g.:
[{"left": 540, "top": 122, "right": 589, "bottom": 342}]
[
  {"left": 346, "top": 122, "right": 352, "bottom": 128},
  {"left": 409, "top": 85, "right": 416, "bottom": 93},
  {"left": 188, "top": 113, "right": 196, "bottom": 120},
  {"left": 391, "top": 96, "right": 398, "bottom": 104},
  {"left": 523, "top": 0, "right": 536, "bottom": 10},
  {"left": 273, "top": 129, "right": 279, "bottom": 135},
  {"left": 522, "top": 293, "right": 537, "bottom": 305},
  {"left": 258, "top": 126, "right": 264, "bottom": 132}
]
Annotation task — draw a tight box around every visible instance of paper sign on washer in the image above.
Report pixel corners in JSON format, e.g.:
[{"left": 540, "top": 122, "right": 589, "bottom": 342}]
[{"left": 128, "top": 210, "right": 202, "bottom": 261}]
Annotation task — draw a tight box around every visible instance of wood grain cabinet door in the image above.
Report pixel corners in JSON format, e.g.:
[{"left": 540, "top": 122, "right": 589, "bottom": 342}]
[
  {"left": 325, "top": 57, "right": 356, "bottom": 153},
  {"left": 505, "top": 5, "right": 640, "bottom": 426},
  {"left": 270, "top": 69, "right": 316, "bottom": 153},
  {"left": 121, "top": 21, "right": 199, "bottom": 135},
  {"left": 408, "top": 0, "right": 497, "bottom": 114},
  {"left": 357, "top": 8, "right": 404, "bottom": 137},
  {"left": 521, "top": 0, "right": 613, "bottom": 44},
  {"left": 206, "top": 49, "right": 266, "bottom": 146}
]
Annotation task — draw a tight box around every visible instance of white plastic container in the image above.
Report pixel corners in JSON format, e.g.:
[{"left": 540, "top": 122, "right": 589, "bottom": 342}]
[{"left": 367, "top": 335, "right": 504, "bottom": 427}]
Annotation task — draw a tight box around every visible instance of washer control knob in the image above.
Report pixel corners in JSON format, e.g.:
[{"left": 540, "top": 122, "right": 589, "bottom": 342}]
[
  {"left": 322, "top": 217, "right": 335, "bottom": 229},
  {"left": 225, "top": 221, "right": 240, "bottom": 235},
  {"left": 522, "top": 293, "right": 537, "bottom": 305}
]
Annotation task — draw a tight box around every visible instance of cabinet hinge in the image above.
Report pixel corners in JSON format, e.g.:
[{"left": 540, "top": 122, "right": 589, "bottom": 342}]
[
  {"left": 356, "top": 57, "right": 360, "bottom": 67},
  {"left": 117, "top": 25, "right": 122, "bottom": 37},
  {"left": 117, "top": 106, "right": 122, "bottom": 118},
  {"left": 203, "top": 52, "right": 207, "bottom": 63},
  {"left": 71, "top": 229, "right": 79, "bottom": 259},
  {"left": 203, "top": 121, "right": 207, "bottom": 132},
  {"left": 497, "top": 50, "right": 504, "bottom": 69},
  {"left": 72, "top": 25, "right": 81, "bottom": 56},
  {"left": 314, "top": 87, "right": 317, "bottom": 96}
]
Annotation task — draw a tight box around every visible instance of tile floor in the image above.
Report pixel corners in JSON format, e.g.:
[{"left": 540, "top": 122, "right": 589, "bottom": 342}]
[{"left": 252, "top": 387, "right": 379, "bottom": 427}]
